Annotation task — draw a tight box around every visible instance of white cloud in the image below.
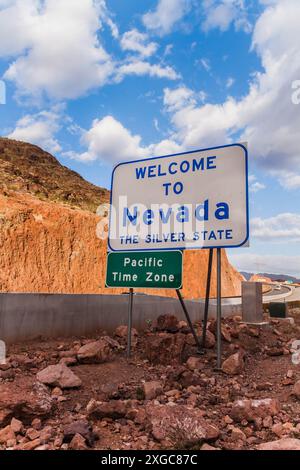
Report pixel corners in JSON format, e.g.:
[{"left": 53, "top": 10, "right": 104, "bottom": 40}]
[
  {"left": 229, "top": 253, "right": 300, "bottom": 277},
  {"left": 120, "top": 29, "right": 158, "bottom": 57},
  {"left": 163, "top": 86, "right": 196, "bottom": 111},
  {"left": 0, "top": 1, "right": 178, "bottom": 101},
  {"left": 154, "top": 0, "right": 300, "bottom": 188},
  {"left": 143, "top": 0, "right": 191, "bottom": 35},
  {"left": 202, "top": 0, "right": 252, "bottom": 33},
  {"left": 252, "top": 213, "right": 300, "bottom": 242},
  {"left": 249, "top": 174, "right": 266, "bottom": 193},
  {"left": 226, "top": 77, "right": 235, "bottom": 88},
  {"left": 7, "top": 105, "right": 63, "bottom": 153},
  {"left": 1, "top": 0, "right": 115, "bottom": 100},
  {"left": 116, "top": 60, "right": 180, "bottom": 82},
  {"left": 71, "top": 115, "right": 182, "bottom": 164},
  {"left": 250, "top": 181, "right": 266, "bottom": 193},
  {"left": 200, "top": 57, "right": 211, "bottom": 72},
  {"left": 73, "top": 116, "right": 147, "bottom": 163}
]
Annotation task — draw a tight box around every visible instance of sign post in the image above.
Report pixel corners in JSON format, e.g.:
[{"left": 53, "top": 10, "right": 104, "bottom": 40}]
[
  {"left": 108, "top": 143, "right": 249, "bottom": 367},
  {"left": 216, "top": 248, "right": 222, "bottom": 369},
  {"left": 127, "top": 288, "right": 134, "bottom": 359}
]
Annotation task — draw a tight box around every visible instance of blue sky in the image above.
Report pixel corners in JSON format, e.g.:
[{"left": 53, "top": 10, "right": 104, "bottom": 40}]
[{"left": 0, "top": 0, "right": 300, "bottom": 276}]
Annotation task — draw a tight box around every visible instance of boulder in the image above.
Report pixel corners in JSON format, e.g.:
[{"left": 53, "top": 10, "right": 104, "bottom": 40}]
[
  {"left": 257, "top": 438, "right": 300, "bottom": 450},
  {"left": 222, "top": 351, "right": 244, "bottom": 376},
  {"left": 0, "top": 380, "right": 53, "bottom": 426},
  {"left": 0, "top": 425, "right": 15, "bottom": 444},
  {"left": 155, "top": 315, "right": 179, "bottom": 333},
  {"left": 37, "top": 364, "right": 82, "bottom": 389},
  {"left": 115, "top": 326, "right": 138, "bottom": 347},
  {"left": 143, "top": 381, "right": 163, "bottom": 400},
  {"left": 10, "top": 418, "right": 23, "bottom": 434},
  {"left": 230, "top": 398, "right": 280, "bottom": 423},
  {"left": 192, "top": 330, "right": 215, "bottom": 349},
  {"left": 146, "top": 404, "right": 219, "bottom": 447},
  {"left": 77, "top": 339, "right": 111, "bottom": 364},
  {"left": 186, "top": 357, "right": 204, "bottom": 371},
  {"left": 16, "top": 438, "right": 41, "bottom": 451},
  {"left": 87, "top": 399, "right": 131, "bottom": 420},
  {"left": 63, "top": 420, "right": 96, "bottom": 446},
  {"left": 144, "top": 333, "right": 186, "bottom": 364},
  {"left": 69, "top": 433, "right": 88, "bottom": 450}
]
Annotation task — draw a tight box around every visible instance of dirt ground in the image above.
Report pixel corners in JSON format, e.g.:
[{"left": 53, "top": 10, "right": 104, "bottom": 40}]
[{"left": 1, "top": 310, "right": 300, "bottom": 451}]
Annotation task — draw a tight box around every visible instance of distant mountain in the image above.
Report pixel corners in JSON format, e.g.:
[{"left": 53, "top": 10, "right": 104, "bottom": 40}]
[
  {"left": 0, "top": 138, "right": 109, "bottom": 212},
  {"left": 240, "top": 271, "right": 300, "bottom": 283}
]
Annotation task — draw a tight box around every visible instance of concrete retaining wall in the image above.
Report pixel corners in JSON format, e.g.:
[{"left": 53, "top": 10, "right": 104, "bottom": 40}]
[{"left": 0, "top": 293, "right": 242, "bottom": 344}]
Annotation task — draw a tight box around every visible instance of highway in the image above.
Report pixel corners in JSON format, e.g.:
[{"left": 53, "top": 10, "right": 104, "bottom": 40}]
[{"left": 206, "top": 284, "right": 300, "bottom": 306}]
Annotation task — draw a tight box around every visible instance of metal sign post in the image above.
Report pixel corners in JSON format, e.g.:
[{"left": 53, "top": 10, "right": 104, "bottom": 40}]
[
  {"left": 202, "top": 248, "right": 214, "bottom": 348},
  {"left": 216, "top": 248, "right": 222, "bottom": 370},
  {"left": 176, "top": 289, "right": 202, "bottom": 353},
  {"left": 127, "top": 288, "right": 134, "bottom": 359}
]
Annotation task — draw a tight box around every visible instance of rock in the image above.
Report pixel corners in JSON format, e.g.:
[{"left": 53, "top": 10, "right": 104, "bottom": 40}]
[
  {"left": 146, "top": 404, "right": 219, "bottom": 447},
  {"left": 143, "top": 381, "right": 163, "bottom": 400},
  {"left": 16, "top": 438, "right": 41, "bottom": 451},
  {"left": 186, "top": 357, "right": 204, "bottom": 371},
  {"left": 222, "top": 351, "right": 244, "bottom": 376},
  {"left": 144, "top": 333, "right": 186, "bottom": 364},
  {"left": 0, "top": 369, "right": 15, "bottom": 380},
  {"left": 63, "top": 420, "right": 96, "bottom": 447},
  {"left": 0, "top": 425, "right": 15, "bottom": 444},
  {"left": 115, "top": 326, "right": 138, "bottom": 347},
  {"left": 0, "top": 380, "right": 53, "bottom": 426},
  {"left": 257, "top": 438, "right": 300, "bottom": 450},
  {"left": 69, "top": 433, "right": 88, "bottom": 450},
  {"left": 272, "top": 423, "right": 284, "bottom": 437},
  {"left": 77, "top": 339, "right": 112, "bottom": 364},
  {"left": 230, "top": 398, "right": 280, "bottom": 423},
  {"left": 31, "top": 418, "right": 42, "bottom": 431},
  {"left": 193, "top": 330, "right": 215, "bottom": 349},
  {"left": 39, "top": 426, "right": 53, "bottom": 444},
  {"left": 230, "top": 427, "right": 247, "bottom": 441},
  {"left": 87, "top": 399, "right": 131, "bottom": 420},
  {"left": 10, "top": 418, "right": 23, "bottom": 434},
  {"left": 292, "top": 380, "right": 300, "bottom": 399},
  {"left": 60, "top": 357, "right": 77, "bottom": 367},
  {"left": 208, "top": 320, "right": 232, "bottom": 342},
  {"left": 155, "top": 315, "right": 179, "bottom": 333},
  {"left": 37, "top": 364, "right": 82, "bottom": 389},
  {"left": 102, "top": 336, "right": 122, "bottom": 350},
  {"left": 26, "top": 428, "right": 40, "bottom": 441},
  {"left": 51, "top": 387, "right": 63, "bottom": 397}
]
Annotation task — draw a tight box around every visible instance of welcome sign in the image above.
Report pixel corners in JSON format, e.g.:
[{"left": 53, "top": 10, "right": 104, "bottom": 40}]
[{"left": 108, "top": 143, "right": 249, "bottom": 252}]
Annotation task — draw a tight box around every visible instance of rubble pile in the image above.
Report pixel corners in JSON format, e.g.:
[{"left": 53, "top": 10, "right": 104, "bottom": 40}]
[{"left": 1, "top": 310, "right": 300, "bottom": 451}]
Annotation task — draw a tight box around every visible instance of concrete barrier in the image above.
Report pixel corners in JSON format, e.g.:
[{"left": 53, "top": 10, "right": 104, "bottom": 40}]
[{"left": 0, "top": 293, "right": 242, "bottom": 344}]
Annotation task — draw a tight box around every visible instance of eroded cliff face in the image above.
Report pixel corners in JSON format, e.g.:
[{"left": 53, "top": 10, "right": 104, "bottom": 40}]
[{"left": 0, "top": 192, "right": 242, "bottom": 298}]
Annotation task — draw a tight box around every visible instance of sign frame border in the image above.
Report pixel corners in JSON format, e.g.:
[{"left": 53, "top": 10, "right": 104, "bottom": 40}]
[
  {"left": 108, "top": 143, "right": 249, "bottom": 252},
  {"left": 105, "top": 250, "right": 184, "bottom": 289}
]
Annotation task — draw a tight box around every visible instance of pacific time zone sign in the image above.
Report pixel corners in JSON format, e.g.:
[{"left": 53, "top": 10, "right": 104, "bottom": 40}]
[
  {"left": 106, "top": 251, "right": 183, "bottom": 289},
  {"left": 108, "top": 144, "right": 249, "bottom": 252}
]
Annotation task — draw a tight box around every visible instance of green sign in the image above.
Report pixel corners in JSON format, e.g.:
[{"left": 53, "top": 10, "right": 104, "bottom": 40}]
[{"left": 106, "top": 251, "right": 183, "bottom": 289}]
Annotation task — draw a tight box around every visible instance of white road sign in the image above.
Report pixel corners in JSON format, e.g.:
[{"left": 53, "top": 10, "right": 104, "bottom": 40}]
[{"left": 108, "top": 143, "right": 249, "bottom": 252}]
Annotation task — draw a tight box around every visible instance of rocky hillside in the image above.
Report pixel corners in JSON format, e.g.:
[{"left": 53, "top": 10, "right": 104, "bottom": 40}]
[
  {"left": 0, "top": 138, "right": 109, "bottom": 211},
  {"left": 0, "top": 138, "right": 243, "bottom": 298}
]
